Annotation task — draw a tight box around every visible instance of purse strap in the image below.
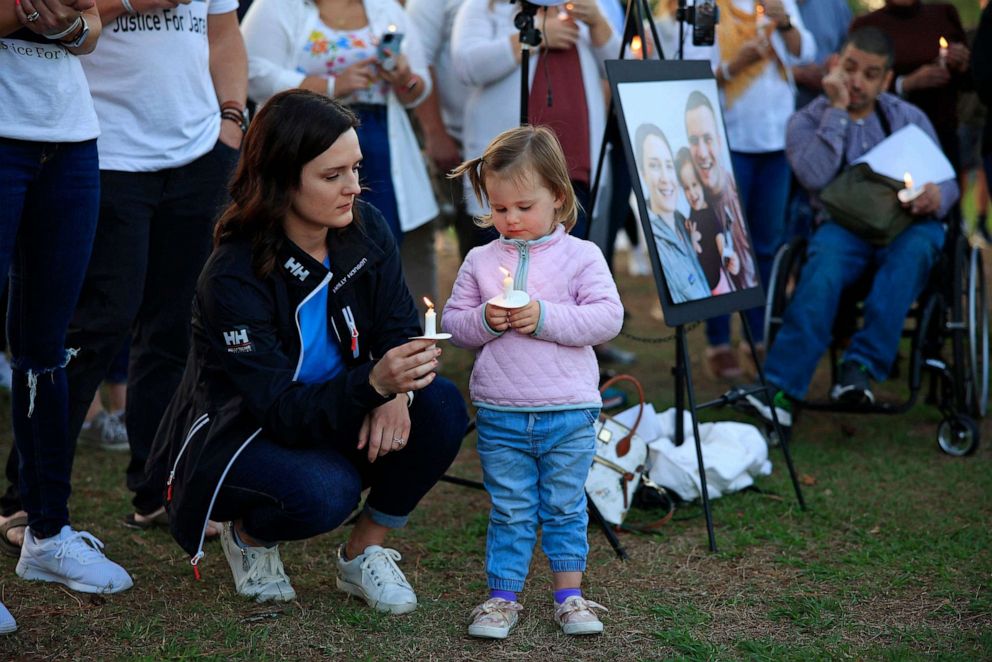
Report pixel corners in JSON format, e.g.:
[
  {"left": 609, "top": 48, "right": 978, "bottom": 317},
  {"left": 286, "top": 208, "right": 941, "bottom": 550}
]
[{"left": 598, "top": 374, "right": 646, "bottom": 457}]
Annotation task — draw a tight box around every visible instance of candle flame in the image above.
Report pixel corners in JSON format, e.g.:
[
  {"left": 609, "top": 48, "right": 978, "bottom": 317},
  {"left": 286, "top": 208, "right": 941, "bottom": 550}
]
[
  {"left": 387, "top": 23, "right": 397, "bottom": 33},
  {"left": 565, "top": 2, "right": 574, "bottom": 10},
  {"left": 939, "top": 36, "right": 948, "bottom": 48},
  {"left": 756, "top": 4, "right": 765, "bottom": 16},
  {"left": 903, "top": 172, "right": 914, "bottom": 189},
  {"left": 499, "top": 266, "right": 511, "bottom": 278},
  {"left": 631, "top": 35, "right": 642, "bottom": 54},
  {"left": 423, "top": 297, "right": 434, "bottom": 309}
]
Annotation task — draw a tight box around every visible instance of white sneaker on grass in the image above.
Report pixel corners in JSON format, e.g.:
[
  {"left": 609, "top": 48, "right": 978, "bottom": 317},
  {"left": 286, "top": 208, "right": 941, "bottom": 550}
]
[
  {"left": 219, "top": 523, "right": 296, "bottom": 603},
  {"left": 79, "top": 410, "right": 129, "bottom": 452},
  {"left": 336, "top": 544, "right": 417, "bottom": 614},
  {"left": 468, "top": 597, "right": 523, "bottom": 639},
  {"left": 554, "top": 595, "right": 607, "bottom": 636},
  {"left": 16, "top": 525, "right": 133, "bottom": 594},
  {"left": 0, "top": 600, "right": 16, "bottom": 635}
]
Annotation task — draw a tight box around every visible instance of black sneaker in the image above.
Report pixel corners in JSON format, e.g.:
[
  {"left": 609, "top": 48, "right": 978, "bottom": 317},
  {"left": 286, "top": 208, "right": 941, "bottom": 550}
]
[
  {"left": 830, "top": 361, "right": 875, "bottom": 405},
  {"left": 729, "top": 383, "right": 793, "bottom": 428}
]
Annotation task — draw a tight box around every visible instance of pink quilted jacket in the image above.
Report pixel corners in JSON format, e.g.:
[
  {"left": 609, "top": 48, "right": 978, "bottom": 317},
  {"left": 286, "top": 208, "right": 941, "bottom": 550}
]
[{"left": 442, "top": 225, "right": 624, "bottom": 409}]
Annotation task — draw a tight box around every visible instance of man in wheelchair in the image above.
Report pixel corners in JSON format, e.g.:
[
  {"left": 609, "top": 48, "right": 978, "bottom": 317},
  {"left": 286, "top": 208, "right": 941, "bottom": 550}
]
[{"left": 742, "top": 27, "right": 960, "bottom": 428}]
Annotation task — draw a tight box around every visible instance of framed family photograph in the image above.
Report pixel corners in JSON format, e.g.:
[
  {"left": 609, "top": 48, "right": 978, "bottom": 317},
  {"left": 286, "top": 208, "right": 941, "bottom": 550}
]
[{"left": 607, "top": 59, "right": 765, "bottom": 327}]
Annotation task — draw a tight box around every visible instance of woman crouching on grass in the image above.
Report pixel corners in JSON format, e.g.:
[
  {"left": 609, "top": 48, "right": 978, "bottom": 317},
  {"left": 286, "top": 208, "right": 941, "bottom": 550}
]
[{"left": 142, "top": 89, "right": 467, "bottom": 610}]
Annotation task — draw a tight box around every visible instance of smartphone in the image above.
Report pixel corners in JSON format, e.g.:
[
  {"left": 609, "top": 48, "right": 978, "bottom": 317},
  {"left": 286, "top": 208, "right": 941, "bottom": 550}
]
[
  {"left": 377, "top": 31, "right": 405, "bottom": 72},
  {"left": 692, "top": 0, "right": 717, "bottom": 47}
]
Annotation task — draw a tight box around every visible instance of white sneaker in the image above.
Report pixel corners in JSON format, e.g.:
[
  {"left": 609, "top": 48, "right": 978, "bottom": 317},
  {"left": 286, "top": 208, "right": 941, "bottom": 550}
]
[
  {"left": 0, "top": 600, "right": 15, "bottom": 635},
  {"left": 468, "top": 597, "right": 523, "bottom": 639},
  {"left": 219, "top": 523, "right": 295, "bottom": 603},
  {"left": 336, "top": 544, "right": 417, "bottom": 614},
  {"left": 80, "top": 411, "right": 129, "bottom": 452},
  {"left": 554, "top": 595, "right": 607, "bottom": 636},
  {"left": 16, "top": 525, "right": 133, "bottom": 594}
]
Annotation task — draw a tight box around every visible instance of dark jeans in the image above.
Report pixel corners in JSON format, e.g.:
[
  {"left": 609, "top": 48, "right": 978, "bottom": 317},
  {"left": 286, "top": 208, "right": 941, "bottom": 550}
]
[
  {"left": 705, "top": 150, "right": 791, "bottom": 347},
  {"left": 210, "top": 377, "right": 468, "bottom": 542},
  {"left": 0, "top": 138, "right": 99, "bottom": 536},
  {"left": 354, "top": 104, "right": 402, "bottom": 245},
  {"left": 2, "top": 141, "right": 238, "bottom": 518}
]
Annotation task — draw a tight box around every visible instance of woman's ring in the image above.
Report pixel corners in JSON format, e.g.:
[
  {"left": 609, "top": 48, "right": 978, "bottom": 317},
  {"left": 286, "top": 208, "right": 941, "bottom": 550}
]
[
  {"left": 392, "top": 436, "right": 405, "bottom": 446},
  {"left": 26, "top": 11, "right": 41, "bottom": 21}
]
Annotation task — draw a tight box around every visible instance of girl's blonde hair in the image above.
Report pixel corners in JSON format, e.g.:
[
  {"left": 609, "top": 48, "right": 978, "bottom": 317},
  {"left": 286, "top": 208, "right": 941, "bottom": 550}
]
[{"left": 449, "top": 125, "right": 579, "bottom": 232}]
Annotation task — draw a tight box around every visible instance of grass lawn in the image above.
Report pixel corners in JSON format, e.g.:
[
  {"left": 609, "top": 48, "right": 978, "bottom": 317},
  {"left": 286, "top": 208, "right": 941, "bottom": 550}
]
[{"left": 0, "top": 232, "right": 989, "bottom": 660}]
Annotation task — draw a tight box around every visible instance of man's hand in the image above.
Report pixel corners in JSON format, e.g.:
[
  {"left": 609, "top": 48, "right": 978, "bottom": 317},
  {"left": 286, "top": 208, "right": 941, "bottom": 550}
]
[
  {"left": 561, "top": 0, "right": 603, "bottom": 28},
  {"left": 425, "top": 130, "right": 462, "bottom": 175},
  {"left": 508, "top": 300, "right": 541, "bottom": 336},
  {"left": 903, "top": 63, "right": 950, "bottom": 93},
  {"left": 793, "top": 63, "right": 825, "bottom": 90},
  {"left": 16, "top": 0, "right": 82, "bottom": 36},
  {"left": 357, "top": 395, "right": 411, "bottom": 463},
  {"left": 907, "top": 182, "right": 941, "bottom": 217},
  {"left": 822, "top": 63, "right": 850, "bottom": 110},
  {"left": 485, "top": 303, "right": 511, "bottom": 333},
  {"left": 762, "top": 0, "right": 789, "bottom": 27},
  {"left": 369, "top": 339, "right": 439, "bottom": 396},
  {"left": 944, "top": 42, "right": 970, "bottom": 73},
  {"left": 734, "top": 37, "right": 770, "bottom": 70},
  {"left": 333, "top": 57, "right": 378, "bottom": 98}
]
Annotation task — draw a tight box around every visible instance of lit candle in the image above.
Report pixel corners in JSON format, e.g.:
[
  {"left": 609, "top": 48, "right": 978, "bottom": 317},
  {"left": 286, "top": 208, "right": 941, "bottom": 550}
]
[
  {"left": 755, "top": 3, "right": 770, "bottom": 30},
  {"left": 423, "top": 297, "right": 436, "bottom": 336},
  {"left": 499, "top": 267, "right": 513, "bottom": 300},
  {"left": 631, "top": 35, "right": 643, "bottom": 60},
  {"left": 557, "top": 4, "right": 569, "bottom": 20},
  {"left": 898, "top": 172, "right": 923, "bottom": 203},
  {"left": 938, "top": 37, "right": 948, "bottom": 68}
]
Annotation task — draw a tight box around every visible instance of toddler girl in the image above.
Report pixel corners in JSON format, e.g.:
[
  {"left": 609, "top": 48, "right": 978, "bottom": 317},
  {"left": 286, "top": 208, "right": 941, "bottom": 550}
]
[{"left": 443, "top": 126, "right": 623, "bottom": 639}]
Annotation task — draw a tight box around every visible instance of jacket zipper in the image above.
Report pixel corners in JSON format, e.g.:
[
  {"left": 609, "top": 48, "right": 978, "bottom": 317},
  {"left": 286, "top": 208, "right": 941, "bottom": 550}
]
[
  {"left": 343, "top": 305, "right": 360, "bottom": 358},
  {"left": 166, "top": 413, "right": 210, "bottom": 503},
  {"left": 514, "top": 242, "right": 530, "bottom": 292},
  {"left": 190, "top": 271, "right": 333, "bottom": 578}
]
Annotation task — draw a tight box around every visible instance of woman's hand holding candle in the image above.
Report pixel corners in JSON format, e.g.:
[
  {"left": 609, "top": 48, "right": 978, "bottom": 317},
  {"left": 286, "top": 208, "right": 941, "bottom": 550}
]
[{"left": 369, "top": 339, "right": 440, "bottom": 397}]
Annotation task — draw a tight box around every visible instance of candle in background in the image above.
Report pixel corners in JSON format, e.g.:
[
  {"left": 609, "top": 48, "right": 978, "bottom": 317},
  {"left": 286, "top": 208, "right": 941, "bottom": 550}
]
[
  {"left": 631, "top": 35, "right": 643, "bottom": 59},
  {"left": 423, "top": 297, "right": 436, "bottom": 336},
  {"left": 499, "top": 267, "right": 513, "bottom": 300},
  {"left": 939, "top": 37, "right": 948, "bottom": 68}
]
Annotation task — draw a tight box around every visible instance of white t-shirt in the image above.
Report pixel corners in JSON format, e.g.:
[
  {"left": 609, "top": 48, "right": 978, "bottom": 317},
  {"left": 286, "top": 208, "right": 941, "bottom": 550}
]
[
  {"left": 81, "top": 0, "right": 239, "bottom": 172},
  {"left": 0, "top": 34, "right": 100, "bottom": 143}
]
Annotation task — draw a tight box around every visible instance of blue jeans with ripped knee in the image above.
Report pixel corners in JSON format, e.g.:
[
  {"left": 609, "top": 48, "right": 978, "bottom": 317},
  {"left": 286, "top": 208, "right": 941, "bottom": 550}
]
[{"left": 0, "top": 138, "right": 99, "bottom": 537}]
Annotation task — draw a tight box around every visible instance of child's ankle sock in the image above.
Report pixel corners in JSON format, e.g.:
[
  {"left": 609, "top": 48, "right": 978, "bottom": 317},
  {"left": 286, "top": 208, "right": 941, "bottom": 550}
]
[
  {"left": 554, "top": 588, "right": 582, "bottom": 604},
  {"left": 490, "top": 590, "right": 517, "bottom": 603}
]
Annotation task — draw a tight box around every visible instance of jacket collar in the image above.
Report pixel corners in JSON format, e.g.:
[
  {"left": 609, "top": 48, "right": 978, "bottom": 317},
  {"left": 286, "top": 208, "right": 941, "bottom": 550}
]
[{"left": 498, "top": 224, "right": 567, "bottom": 253}]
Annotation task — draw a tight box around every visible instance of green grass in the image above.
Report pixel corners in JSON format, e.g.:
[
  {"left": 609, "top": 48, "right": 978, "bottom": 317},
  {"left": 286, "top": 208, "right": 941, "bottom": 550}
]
[{"left": 0, "top": 237, "right": 990, "bottom": 660}]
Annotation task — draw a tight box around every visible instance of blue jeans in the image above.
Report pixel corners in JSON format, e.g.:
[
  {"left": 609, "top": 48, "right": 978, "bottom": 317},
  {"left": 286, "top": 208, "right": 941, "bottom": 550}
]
[
  {"left": 353, "top": 105, "right": 402, "bottom": 245},
  {"left": 705, "top": 150, "right": 791, "bottom": 346},
  {"left": 0, "top": 138, "right": 99, "bottom": 536},
  {"left": 210, "top": 377, "right": 467, "bottom": 543},
  {"left": 476, "top": 407, "right": 598, "bottom": 592},
  {"left": 764, "top": 220, "right": 945, "bottom": 400}
]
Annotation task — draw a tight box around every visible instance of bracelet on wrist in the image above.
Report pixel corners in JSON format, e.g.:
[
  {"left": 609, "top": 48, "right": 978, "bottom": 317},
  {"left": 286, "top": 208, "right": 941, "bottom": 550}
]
[
  {"left": 44, "top": 15, "right": 82, "bottom": 41},
  {"left": 121, "top": 0, "right": 136, "bottom": 14}
]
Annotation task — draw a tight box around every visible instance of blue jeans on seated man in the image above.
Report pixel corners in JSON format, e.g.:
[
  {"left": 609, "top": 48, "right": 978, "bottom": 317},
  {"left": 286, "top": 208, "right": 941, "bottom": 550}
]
[
  {"left": 764, "top": 219, "right": 945, "bottom": 401},
  {"left": 476, "top": 407, "right": 598, "bottom": 593},
  {"left": 210, "top": 377, "right": 467, "bottom": 543}
]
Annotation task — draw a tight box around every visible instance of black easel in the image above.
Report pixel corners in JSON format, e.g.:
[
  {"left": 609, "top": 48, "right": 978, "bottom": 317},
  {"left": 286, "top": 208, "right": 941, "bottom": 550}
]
[{"left": 587, "top": 0, "right": 806, "bottom": 554}]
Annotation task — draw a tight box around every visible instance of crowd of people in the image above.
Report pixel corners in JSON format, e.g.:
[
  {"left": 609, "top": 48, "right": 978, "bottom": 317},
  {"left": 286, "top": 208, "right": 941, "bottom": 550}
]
[{"left": 0, "top": 0, "right": 990, "bottom": 641}]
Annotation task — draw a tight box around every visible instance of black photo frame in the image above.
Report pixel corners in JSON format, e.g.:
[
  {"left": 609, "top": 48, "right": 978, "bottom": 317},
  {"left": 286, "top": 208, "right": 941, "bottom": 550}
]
[{"left": 607, "top": 59, "right": 765, "bottom": 327}]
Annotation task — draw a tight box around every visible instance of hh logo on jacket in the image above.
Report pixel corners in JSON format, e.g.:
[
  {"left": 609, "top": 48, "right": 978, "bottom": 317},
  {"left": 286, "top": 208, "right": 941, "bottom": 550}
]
[
  {"left": 284, "top": 257, "right": 310, "bottom": 282},
  {"left": 223, "top": 328, "right": 254, "bottom": 353}
]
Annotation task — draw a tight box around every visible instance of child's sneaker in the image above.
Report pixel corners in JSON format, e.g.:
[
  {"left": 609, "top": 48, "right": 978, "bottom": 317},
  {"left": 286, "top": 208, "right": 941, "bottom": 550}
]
[
  {"left": 467, "top": 598, "right": 523, "bottom": 639},
  {"left": 219, "top": 523, "right": 295, "bottom": 602},
  {"left": 16, "top": 525, "right": 133, "bottom": 594},
  {"left": 80, "top": 410, "right": 129, "bottom": 452},
  {"left": 554, "top": 595, "right": 607, "bottom": 636},
  {"left": 336, "top": 544, "right": 417, "bottom": 614}
]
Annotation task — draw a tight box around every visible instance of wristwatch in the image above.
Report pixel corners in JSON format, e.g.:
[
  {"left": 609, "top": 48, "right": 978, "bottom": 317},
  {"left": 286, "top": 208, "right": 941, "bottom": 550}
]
[{"left": 60, "top": 15, "right": 90, "bottom": 48}]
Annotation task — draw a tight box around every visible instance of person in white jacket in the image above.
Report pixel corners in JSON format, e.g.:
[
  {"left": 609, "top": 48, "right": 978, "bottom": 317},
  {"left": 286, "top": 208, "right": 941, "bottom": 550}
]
[
  {"left": 451, "top": 0, "right": 620, "bottom": 240},
  {"left": 242, "top": 0, "right": 440, "bottom": 300}
]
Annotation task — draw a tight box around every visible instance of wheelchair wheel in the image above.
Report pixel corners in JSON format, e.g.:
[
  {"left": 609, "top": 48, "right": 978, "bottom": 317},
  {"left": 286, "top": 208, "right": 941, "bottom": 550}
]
[
  {"left": 951, "top": 238, "right": 990, "bottom": 418},
  {"left": 764, "top": 237, "right": 807, "bottom": 348},
  {"left": 936, "top": 414, "right": 980, "bottom": 457}
]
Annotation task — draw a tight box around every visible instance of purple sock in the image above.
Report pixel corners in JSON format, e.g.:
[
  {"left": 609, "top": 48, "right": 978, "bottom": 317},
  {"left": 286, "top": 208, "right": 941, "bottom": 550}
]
[
  {"left": 490, "top": 590, "right": 517, "bottom": 602},
  {"left": 554, "top": 588, "right": 582, "bottom": 604}
]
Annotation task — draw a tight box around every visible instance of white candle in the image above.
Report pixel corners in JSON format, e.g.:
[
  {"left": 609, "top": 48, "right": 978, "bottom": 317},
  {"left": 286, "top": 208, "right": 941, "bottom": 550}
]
[
  {"left": 939, "top": 37, "right": 948, "bottom": 68},
  {"left": 423, "top": 297, "right": 436, "bottom": 336},
  {"left": 898, "top": 172, "right": 923, "bottom": 203},
  {"left": 499, "top": 267, "right": 513, "bottom": 300}
]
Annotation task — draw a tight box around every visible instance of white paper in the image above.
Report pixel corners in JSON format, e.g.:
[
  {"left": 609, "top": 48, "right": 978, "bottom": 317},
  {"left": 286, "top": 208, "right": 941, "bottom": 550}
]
[{"left": 852, "top": 124, "right": 955, "bottom": 185}]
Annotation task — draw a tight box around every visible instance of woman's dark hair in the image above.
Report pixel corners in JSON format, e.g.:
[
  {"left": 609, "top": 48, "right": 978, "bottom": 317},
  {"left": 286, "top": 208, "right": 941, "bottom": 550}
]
[{"left": 214, "top": 90, "right": 360, "bottom": 278}]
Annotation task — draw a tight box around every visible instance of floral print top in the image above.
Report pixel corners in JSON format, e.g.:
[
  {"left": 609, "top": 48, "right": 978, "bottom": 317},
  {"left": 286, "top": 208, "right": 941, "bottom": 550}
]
[{"left": 298, "top": 21, "right": 388, "bottom": 106}]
